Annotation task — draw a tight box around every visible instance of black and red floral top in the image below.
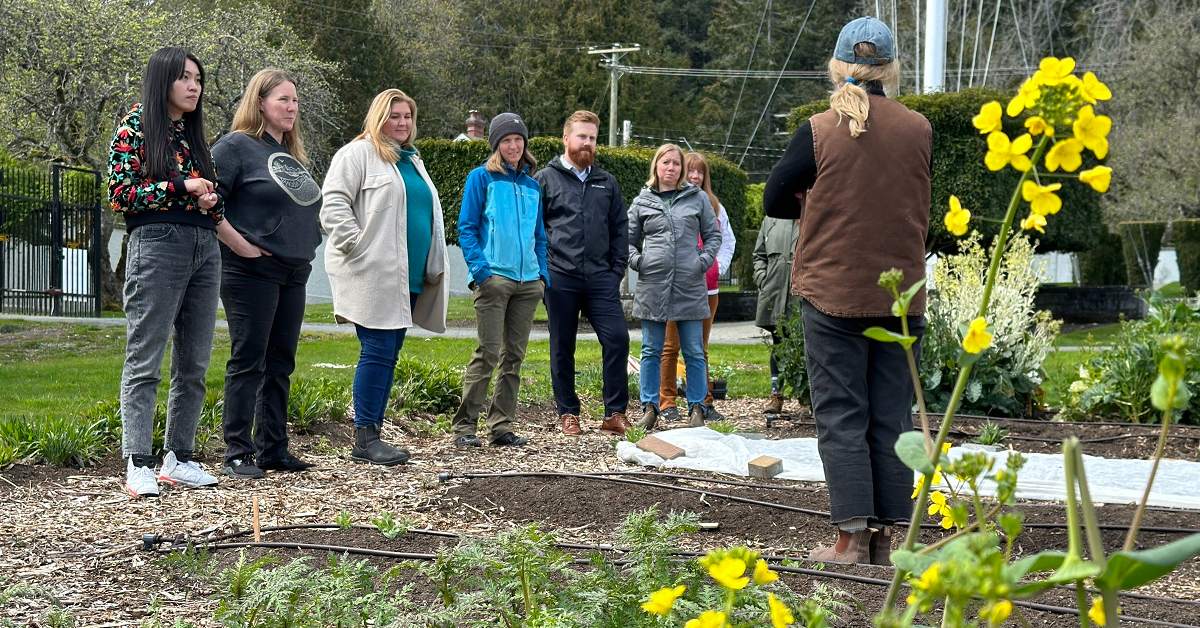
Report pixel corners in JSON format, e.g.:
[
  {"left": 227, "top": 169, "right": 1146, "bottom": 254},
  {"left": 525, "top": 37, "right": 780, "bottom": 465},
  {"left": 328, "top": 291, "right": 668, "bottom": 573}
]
[{"left": 106, "top": 103, "right": 223, "bottom": 230}]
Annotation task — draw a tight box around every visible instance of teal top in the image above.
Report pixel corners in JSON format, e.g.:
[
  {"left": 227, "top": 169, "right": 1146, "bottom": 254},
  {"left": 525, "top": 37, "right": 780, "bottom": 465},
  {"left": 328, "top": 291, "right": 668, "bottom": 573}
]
[{"left": 397, "top": 147, "right": 434, "bottom": 294}]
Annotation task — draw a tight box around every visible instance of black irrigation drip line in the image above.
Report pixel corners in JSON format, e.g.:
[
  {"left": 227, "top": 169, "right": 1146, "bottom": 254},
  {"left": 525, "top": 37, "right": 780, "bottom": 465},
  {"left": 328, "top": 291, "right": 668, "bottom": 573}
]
[
  {"left": 447, "top": 471, "right": 1200, "bottom": 535},
  {"left": 169, "top": 537, "right": 1200, "bottom": 627},
  {"left": 571, "top": 470, "right": 820, "bottom": 492}
]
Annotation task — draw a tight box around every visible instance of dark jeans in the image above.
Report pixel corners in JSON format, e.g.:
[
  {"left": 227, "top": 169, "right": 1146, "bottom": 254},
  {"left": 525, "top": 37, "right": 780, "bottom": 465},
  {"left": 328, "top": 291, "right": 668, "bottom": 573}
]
[
  {"left": 352, "top": 295, "right": 417, "bottom": 428},
  {"left": 801, "top": 301, "right": 924, "bottom": 525},
  {"left": 120, "top": 223, "right": 220, "bottom": 457},
  {"left": 543, "top": 270, "right": 630, "bottom": 416},
  {"left": 219, "top": 249, "right": 311, "bottom": 463}
]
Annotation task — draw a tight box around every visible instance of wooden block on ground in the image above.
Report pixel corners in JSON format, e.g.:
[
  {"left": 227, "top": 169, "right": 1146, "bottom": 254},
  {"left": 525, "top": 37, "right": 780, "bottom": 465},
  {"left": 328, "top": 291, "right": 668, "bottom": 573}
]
[
  {"left": 748, "top": 455, "right": 783, "bottom": 479},
  {"left": 637, "top": 435, "right": 685, "bottom": 460}
]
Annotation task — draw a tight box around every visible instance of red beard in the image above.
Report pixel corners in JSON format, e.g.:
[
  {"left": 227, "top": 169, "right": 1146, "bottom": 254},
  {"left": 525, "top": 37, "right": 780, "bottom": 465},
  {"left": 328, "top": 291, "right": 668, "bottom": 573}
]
[{"left": 568, "top": 145, "right": 595, "bottom": 170}]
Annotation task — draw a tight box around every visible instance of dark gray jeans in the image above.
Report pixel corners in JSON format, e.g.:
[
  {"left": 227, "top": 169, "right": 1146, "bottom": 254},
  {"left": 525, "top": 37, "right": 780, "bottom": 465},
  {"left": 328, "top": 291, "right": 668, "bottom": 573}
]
[
  {"left": 120, "top": 223, "right": 220, "bottom": 457},
  {"left": 801, "top": 301, "right": 924, "bottom": 525}
]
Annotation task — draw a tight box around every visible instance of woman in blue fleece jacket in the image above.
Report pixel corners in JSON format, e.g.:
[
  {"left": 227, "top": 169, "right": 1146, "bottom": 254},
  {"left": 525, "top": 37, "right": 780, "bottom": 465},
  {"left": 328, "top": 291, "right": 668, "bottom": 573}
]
[{"left": 451, "top": 112, "right": 548, "bottom": 448}]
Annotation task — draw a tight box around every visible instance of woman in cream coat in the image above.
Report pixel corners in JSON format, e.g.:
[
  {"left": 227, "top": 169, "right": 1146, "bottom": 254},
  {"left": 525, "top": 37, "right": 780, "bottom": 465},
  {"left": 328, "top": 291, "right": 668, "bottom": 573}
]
[{"left": 321, "top": 88, "right": 448, "bottom": 466}]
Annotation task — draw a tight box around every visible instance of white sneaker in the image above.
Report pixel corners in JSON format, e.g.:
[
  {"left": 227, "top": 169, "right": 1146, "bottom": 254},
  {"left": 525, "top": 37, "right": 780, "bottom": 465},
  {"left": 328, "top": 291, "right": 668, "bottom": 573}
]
[
  {"left": 125, "top": 457, "right": 159, "bottom": 498},
  {"left": 157, "top": 451, "right": 218, "bottom": 488}
]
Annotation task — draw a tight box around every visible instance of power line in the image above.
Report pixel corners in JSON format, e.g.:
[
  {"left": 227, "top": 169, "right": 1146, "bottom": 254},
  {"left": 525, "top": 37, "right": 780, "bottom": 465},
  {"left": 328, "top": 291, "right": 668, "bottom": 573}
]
[{"left": 721, "top": 0, "right": 772, "bottom": 157}]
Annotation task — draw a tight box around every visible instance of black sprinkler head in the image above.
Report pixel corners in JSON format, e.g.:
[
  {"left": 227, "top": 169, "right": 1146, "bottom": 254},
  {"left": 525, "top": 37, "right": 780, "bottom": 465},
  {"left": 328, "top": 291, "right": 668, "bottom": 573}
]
[{"left": 437, "top": 471, "right": 452, "bottom": 483}]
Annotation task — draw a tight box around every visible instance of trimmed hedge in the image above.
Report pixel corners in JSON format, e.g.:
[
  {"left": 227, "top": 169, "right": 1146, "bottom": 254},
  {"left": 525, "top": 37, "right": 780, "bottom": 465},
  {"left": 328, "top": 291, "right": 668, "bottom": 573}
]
[
  {"left": 413, "top": 137, "right": 748, "bottom": 246},
  {"left": 1173, "top": 219, "right": 1200, "bottom": 293},
  {"left": 787, "top": 89, "right": 1104, "bottom": 254},
  {"left": 1118, "top": 221, "right": 1166, "bottom": 288},
  {"left": 1077, "top": 229, "right": 1126, "bottom": 286}
]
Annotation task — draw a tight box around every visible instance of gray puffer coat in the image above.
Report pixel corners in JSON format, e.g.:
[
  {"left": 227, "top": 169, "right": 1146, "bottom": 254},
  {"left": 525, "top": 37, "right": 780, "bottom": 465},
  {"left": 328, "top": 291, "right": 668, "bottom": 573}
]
[{"left": 628, "top": 184, "right": 721, "bottom": 322}]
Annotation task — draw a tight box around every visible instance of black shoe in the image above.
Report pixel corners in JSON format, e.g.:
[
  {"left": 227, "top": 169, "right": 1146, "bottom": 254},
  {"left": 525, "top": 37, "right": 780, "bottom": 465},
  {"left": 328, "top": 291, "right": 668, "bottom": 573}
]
[
  {"left": 351, "top": 424, "right": 411, "bottom": 466},
  {"left": 258, "top": 452, "right": 315, "bottom": 472},
  {"left": 703, "top": 404, "right": 726, "bottom": 422},
  {"left": 490, "top": 432, "right": 528, "bottom": 447},
  {"left": 223, "top": 455, "right": 265, "bottom": 479},
  {"left": 454, "top": 434, "right": 482, "bottom": 448},
  {"left": 660, "top": 406, "right": 680, "bottom": 423}
]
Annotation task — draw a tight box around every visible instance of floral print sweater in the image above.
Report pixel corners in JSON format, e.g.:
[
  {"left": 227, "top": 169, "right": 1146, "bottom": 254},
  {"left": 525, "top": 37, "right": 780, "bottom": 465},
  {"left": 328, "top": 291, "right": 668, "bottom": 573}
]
[{"left": 107, "top": 103, "right": 224, "bottom": 230}]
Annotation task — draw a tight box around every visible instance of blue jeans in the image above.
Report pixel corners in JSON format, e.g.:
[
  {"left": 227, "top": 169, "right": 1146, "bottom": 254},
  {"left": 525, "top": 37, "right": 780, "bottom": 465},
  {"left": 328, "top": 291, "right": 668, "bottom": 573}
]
[
  {"left": 640, "top": 319, "right": 706, "bottom": 407},
  {"left": 353, "top": 323, "right": 409, "bottom": 428}
]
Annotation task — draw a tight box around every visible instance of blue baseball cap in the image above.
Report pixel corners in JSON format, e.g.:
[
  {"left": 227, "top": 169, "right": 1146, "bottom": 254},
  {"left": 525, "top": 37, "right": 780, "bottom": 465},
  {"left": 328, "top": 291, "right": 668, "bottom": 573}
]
[{"left": 834, "top": 17, "right": 895, "bottom": 65}]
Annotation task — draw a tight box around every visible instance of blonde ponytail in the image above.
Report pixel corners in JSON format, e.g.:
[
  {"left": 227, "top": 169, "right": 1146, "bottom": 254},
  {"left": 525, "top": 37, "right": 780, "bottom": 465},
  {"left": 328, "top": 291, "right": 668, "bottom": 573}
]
[
  {"left": 830, "top": 78, "right": 871, "bottom": 138},
  {"left": 826, "top": 42, "right": 901, "bottom": 139}
]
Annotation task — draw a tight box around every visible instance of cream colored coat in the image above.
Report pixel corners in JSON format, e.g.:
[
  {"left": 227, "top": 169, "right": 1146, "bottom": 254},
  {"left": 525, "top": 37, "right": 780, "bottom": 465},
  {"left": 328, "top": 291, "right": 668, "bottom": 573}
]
[{"left": 320, "top": 138, "right": 449, "bottom": 331}]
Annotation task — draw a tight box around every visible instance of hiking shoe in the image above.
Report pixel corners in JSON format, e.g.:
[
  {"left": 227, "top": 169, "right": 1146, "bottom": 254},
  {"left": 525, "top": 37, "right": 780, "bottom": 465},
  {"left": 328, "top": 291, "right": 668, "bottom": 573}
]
[
  {"left": 490, "top": 432, "right": 528, "bottom": 447},
  {"left": 659, "top": 406, "right": 680, "bottom": 423},
  {"left": 560, "top": 413, "right": 582, "bottom": 436},
  {"left": 688, "top": 404, "right": 706, "bottom": 427},
  {"left": 703, "top": 404, "right": 726, "bottom": 422},
  {"left": 125, "top": 455, "right": 159, "bottom": 499},
  {"left": 257, "top": 452, "right": 314, "bottom": 472},
  {"left": 158, "top": 450, "right": 218, "bottom": 488},
  {"left": 763, "top": 393, "right": 784, "bottom": 415},
  {"left": 351, "top": 424, "right": 410, "bottom": 465},
  {"left": 223, "top": 455, "right": 265, "bottom": 479},
  {"left": 454, "top": 434, "right": 482, "bottom": 448},
  {"left": 637, "top": 403, "right": 659, "bottom": 430},
  {"left": 599, "top": 412, "right": 631, "bottom": 436}
]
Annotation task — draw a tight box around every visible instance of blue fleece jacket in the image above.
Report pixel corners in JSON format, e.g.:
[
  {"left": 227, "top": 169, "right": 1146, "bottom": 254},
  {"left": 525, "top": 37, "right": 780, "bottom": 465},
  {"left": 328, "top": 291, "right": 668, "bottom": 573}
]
[{"left": 457, "top": 162, "right": 549, "bottom": 286}]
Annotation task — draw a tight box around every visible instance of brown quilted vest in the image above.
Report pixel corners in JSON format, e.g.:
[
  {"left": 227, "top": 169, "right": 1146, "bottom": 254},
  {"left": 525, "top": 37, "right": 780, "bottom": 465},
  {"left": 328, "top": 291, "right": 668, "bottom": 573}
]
[{"left": 792, "top": 95, "right": 932, "bottom": 317}]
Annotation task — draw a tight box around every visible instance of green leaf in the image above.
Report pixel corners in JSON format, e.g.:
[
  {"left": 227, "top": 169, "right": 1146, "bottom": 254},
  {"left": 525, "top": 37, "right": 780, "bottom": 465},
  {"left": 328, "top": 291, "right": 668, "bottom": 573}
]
[
  {"left": 863, "top": 326, "right": 917, "bottom": 349},
  {"left": 1045, "top": 554, "right": 1102, "bottom": 585},
  {"left": 896, "top": 278, "right": 927, "bottom": 314},
  {"left": 1095, "top": 533, "right": 1200, "bottom": 590},
  {"left": 1007, "top": 551, "right": 1068, "bottom": 580},
  {"left": 890, "top": 549, "right": 935, "bottom": 575},
  {"left": 895, "top": 431, "right": 935, "bottom": 475},
  {"left": 1149, "top": 374, "right": 1187, "bottom": 411}
]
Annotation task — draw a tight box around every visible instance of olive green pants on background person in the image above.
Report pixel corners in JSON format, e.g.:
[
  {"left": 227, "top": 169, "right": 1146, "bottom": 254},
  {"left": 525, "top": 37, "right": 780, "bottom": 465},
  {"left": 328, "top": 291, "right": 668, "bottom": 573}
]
[{"left": 452, "top": 276, "right": 544, "bottom": 440}]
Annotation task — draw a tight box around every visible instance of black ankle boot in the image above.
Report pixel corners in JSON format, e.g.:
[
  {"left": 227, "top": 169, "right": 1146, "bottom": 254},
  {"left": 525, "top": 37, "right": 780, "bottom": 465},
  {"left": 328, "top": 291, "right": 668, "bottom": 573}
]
[{"left": 351, "top": 424, "right": 410, "bottom": 466}]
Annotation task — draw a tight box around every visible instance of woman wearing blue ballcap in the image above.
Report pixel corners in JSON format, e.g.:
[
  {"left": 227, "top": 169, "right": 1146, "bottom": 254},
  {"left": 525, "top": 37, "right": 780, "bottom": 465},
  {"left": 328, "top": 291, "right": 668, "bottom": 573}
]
[{"left": 764, "top": 16, "right": 933, "bottom": 564}]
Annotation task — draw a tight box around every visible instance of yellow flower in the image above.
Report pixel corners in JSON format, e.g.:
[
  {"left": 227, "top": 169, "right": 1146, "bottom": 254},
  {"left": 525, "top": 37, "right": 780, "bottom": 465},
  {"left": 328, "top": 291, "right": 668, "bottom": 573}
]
[
  {"left": 1024, "top": 116, "right": 1054, "bottom": 137},
  {"left": 1079, "top": 165, "right": 1112, "bottom": 193},
  {"left": 640, "top": 584, "right": 686, "bottom": 616},
  {"left": 928, "top": 491, "right": 950, "bottom": 516},
  {"left": 753, "top": 559, "right": 779, "bottom": 585},
  {"left": 985, "top": 132, "right": 1033, "bottom": 172},
  {"left": 1021, "top": 213, "right": 1047, "bottom": 233},
  {"left": 685, "top": 610, "right": 728, "bottom": 628},
  {"left": 972, "top": 101, "right": 1003, "bottom": 134},
  {"left": 962, "top": 317, "right": 993, "bottom": 354},
  {"left": 1073, "top": 105, "right": 1112, "bottom": 159},
  {"left": 1037, "top": 56, "right": 1076, "bottom": 85},
  {"left": 1088, "top": 598, "right": 1107, "bottom": 626},
  {"left": 1080, "top": 71, "right": 1112, "bottom": 103},
  {"left": 707, "top": 556, "right": 749, "bottom": 590},
  {"left": 980, "top": 599, "right": 1014, "bottom": 625},
  {"left": 911, "top": 474, "right": 925, "bottom": 498},
  {"left": 768, "top": 593, "right": 795, "bottom": 628},
  {"left": 1006, "top": 78, "right": 1041, "bottom": 117},
  {"left": 1022, "top": 181, "right": 1063, "bottom": 216},
  {"left": 914, "top": 563, "right": 942, "bottom": 591},
  {"left": 944, "top": 195, "right": 971, "bottom": 236},
  {"left": 1045, "top": 138, "right": 1084, "bottom": 172}
]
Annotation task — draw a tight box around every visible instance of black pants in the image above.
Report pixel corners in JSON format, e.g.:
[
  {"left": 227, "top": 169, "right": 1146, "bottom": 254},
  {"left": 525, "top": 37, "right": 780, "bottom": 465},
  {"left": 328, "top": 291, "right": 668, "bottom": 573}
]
[
  {"left": 220, "top": 248, "right": 311, "bottom": 463},
  {"left": 544, "top": 270, "right": 630, "bottom": 416},
  {"left": 801, "top": 301, "right": 924, "bottom": 524}
]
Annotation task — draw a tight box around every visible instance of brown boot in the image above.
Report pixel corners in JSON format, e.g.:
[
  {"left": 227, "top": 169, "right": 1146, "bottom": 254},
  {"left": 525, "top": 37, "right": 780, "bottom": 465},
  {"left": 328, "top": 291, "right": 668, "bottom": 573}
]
[
  {"left": 599, "top": 412, "right": 631, "bottom": 436},
  {"left": 763, "top": 393, "right": 784, "bottom": 415},
  {"left": 560, "top": 413, "right": 582, "bottom": 436},
  {"left": 808, "top": 529, "right": 873, "bottom": 564},
  {"left": 869, "top": 527, "right": 893, "bottom": 566},
  {"left": 637, "top": 403, "right": 659, "bottom": 430},
  {"left": 687, "top": 403, "right": 706, "bottom": 427}
]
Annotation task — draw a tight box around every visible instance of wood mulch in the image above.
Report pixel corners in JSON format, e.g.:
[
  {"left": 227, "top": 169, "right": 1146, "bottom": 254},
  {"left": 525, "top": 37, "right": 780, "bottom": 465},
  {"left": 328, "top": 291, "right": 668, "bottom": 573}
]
[{"left": 1, "top": 397, "right": 1198, "bottom": 626}]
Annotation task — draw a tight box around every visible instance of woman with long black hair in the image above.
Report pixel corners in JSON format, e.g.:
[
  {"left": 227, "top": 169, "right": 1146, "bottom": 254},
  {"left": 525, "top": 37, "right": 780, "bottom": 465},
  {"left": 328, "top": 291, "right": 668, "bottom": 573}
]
[{"left": 108, "top": 46, "right": 223, "bottom": 498}]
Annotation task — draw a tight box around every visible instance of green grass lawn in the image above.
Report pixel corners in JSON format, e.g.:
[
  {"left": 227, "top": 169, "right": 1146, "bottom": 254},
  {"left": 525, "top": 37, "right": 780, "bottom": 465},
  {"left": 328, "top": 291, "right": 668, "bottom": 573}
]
[
  {"left": 0, "top": 319, "right": 769, "bottom": 419},
  {"left": 1040, "top": 348, "right": 1095, "bottom": 409},
  {"left": 1054, "top": 322, "right": 1122, "bottom": 347},
  {"left": 212, "top": 297, "right": 548, "bottom": 325}
]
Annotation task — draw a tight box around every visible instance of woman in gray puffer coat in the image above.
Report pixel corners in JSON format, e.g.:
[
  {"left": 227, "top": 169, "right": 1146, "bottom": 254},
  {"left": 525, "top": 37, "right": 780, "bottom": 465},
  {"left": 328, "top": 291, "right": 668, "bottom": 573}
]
[{"left": 628, "top": 143, "right": 720, "bottom": 430}]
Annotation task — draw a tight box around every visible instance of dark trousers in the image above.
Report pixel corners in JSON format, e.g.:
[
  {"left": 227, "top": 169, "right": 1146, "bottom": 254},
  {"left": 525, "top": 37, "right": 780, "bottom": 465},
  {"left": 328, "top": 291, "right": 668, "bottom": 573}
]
[
  {"left": 801, "top": 301, "right": 924, "bottom": 524},
  {"left": 543, "top": 270, "right": 630, "bottom": 416},
  {"left": 220, "top": 249, "right": 310, "bottom": 463}
]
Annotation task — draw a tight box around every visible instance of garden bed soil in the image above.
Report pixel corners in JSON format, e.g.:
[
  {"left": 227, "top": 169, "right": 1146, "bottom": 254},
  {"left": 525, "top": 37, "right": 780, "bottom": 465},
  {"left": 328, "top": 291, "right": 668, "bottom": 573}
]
[{"left": 2, "top": 398, "right": 1199, "bottom": 626}]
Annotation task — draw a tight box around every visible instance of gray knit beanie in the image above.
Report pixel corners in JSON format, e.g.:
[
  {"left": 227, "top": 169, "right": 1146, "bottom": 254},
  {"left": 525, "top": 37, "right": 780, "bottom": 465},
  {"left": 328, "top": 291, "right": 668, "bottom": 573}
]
[{"left": 488, "top": 112, "right": 529, "bottom": 151}]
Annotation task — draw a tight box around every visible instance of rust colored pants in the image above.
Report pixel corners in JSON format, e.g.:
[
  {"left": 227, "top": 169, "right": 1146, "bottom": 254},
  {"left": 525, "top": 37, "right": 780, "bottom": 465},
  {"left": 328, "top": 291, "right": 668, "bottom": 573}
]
[{"left": 659, "top": 294, "right": 719, "bottom": 409}]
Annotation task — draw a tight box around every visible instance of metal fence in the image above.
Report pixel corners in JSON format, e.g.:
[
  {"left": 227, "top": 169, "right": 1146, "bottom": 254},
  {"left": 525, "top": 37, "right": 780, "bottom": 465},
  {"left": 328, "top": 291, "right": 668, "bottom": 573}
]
[{"left": 0, "top": 164, "right": 103, "bottom": 317}]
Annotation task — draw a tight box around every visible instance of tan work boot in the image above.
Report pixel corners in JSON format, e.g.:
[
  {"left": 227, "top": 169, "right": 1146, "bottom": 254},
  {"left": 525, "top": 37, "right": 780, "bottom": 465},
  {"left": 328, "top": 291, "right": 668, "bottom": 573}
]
[
  {"left": 869, "top": 526, "right": 893, "bottom": 566},
  {"left": 808, "top": 529, "right": 873, "bottom": 564},
  {"left": 687, "top": 404, "right": 706, "bottom": 427},
  {"left": 560, "top": 413, "right": 582, "bottom": 436},
  {"left": 637, "top": 403, "right": 659, "bottom": 430},
  {"left": 599, "top": 412, "right": 632, "bottom": 436},
  {"left": 763, "top": 393, "right": 784, "bottom": 415}
]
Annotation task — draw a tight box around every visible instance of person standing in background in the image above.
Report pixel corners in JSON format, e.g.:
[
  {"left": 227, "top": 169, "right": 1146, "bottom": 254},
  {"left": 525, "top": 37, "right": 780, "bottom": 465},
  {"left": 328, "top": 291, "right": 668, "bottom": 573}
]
[{"left": 753, "top": 215, "right": 801, "bottom": 416}]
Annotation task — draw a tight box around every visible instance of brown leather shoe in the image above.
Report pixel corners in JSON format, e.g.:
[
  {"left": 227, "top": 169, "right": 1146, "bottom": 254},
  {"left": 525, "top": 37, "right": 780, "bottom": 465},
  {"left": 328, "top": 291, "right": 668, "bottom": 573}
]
[
  {"left": 869, "top": 526, "right": 893, "bottom": 566},
  {"left": 808, "top": 529, "right": 873, "bottom": 564},
  {"left": 763, "top": 393, "right": 784, "bottom": 415},
  {"left": 599, "top": 412, "right": 631, "bottom": 436},
  {"left": 560, "top": 413, "right": 582, "bottom": 436}
]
